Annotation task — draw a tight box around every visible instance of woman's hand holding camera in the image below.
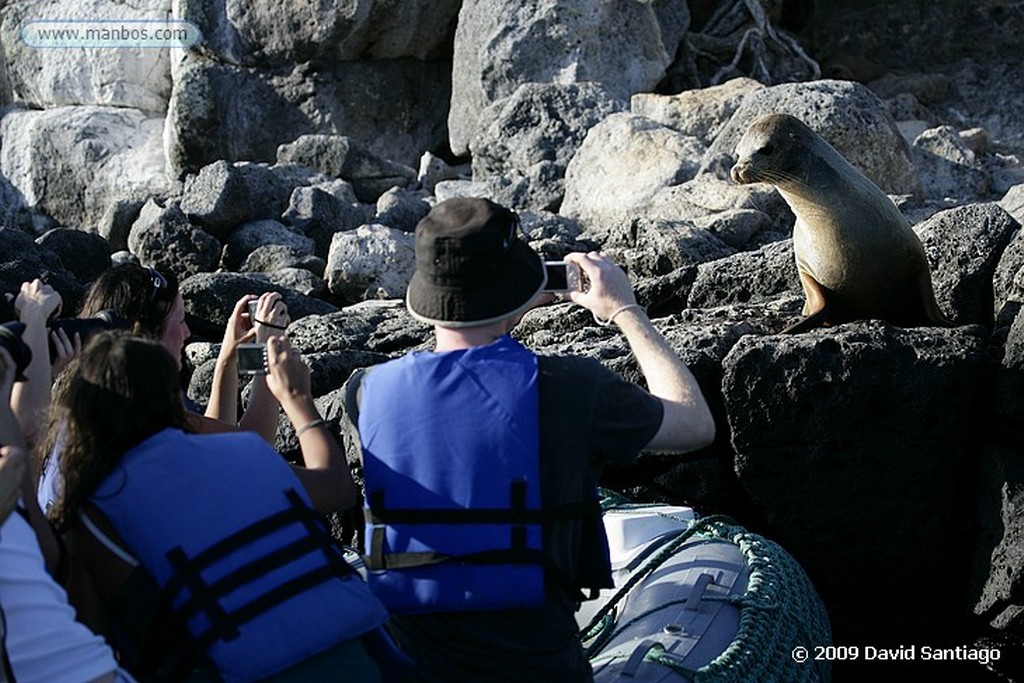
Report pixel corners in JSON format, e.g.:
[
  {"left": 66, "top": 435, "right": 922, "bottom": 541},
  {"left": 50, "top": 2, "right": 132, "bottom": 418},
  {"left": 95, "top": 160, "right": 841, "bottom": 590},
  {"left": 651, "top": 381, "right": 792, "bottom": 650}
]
[
  {"left": 249, "top": 293, "right": 289, "bottom": 343},
  {"left": 264, "top": 336, "right": 311, "bottom": 409}
]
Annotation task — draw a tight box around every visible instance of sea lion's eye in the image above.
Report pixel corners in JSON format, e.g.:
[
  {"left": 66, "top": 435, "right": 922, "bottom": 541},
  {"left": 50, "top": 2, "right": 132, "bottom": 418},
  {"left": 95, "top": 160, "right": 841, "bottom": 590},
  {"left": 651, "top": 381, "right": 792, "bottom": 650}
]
[{"left": 758, "top": 143, "right": 775, "bottom": 156}]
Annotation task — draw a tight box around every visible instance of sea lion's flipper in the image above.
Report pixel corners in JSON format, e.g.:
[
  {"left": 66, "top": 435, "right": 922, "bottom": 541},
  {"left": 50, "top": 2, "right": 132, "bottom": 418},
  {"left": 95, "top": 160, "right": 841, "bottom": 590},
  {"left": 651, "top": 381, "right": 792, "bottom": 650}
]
[
  {"left": 785, "top": 271, "right": 830, "bottom": 333},
  {"left": 782, "top": 308, "right": 829, "bottom": 333}
]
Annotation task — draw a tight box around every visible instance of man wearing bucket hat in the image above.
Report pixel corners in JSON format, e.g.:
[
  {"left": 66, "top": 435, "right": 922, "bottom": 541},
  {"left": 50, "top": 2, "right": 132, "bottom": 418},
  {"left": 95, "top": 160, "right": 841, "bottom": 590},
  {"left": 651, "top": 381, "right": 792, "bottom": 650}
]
[{"left": 346, "top": 197, "right": 715, "bottom": 682}]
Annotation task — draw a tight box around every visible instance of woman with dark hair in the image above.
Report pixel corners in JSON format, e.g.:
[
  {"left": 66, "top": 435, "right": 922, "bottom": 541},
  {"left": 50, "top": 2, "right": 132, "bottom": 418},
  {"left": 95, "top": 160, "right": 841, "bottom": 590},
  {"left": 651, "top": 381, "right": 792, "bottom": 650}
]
[
  {"left": 53, "top": 332, "right": 388, "bottom": 682},
  {"left": 38, "top": 263, "right": 287, "bottom": 512}
]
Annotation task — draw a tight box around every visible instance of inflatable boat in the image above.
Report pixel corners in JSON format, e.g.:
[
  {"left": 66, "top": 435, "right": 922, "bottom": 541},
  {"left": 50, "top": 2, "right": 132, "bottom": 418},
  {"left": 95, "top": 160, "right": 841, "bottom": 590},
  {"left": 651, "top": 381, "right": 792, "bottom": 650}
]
[{"left": 578, "top": 492, "right": 832, "bottom": 682}]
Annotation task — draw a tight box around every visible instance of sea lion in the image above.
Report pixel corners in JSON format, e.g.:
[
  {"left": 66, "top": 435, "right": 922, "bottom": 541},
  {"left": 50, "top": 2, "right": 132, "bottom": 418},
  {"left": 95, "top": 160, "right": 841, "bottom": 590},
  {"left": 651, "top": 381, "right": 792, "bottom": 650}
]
[{"left": 730, "top": 113, "right": 950, "bottom": 333}]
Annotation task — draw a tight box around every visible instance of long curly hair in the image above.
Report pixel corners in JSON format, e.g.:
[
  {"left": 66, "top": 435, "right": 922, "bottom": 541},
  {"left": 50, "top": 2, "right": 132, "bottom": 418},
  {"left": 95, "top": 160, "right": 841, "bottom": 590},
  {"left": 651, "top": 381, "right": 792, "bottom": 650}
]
[
  {"left": 78, "top": 263, "right": 180, "bottom": 338},
  {"left": 47, "top": 331, "right": 188, "bottom": 532}
]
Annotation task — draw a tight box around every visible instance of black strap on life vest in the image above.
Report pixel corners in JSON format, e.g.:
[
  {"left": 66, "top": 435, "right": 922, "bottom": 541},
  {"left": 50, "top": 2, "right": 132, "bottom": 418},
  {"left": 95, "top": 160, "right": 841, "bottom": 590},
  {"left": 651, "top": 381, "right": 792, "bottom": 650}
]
[
  {"left": 363, "top": 480, "right": 600, "bottom": 572},
  {"left": 157, "top": 489, "right": 353, "bottom": 678}
]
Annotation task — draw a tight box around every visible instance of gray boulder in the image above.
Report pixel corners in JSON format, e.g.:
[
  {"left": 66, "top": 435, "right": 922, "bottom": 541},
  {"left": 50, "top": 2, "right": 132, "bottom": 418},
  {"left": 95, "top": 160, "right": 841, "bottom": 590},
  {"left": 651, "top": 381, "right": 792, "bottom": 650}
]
[
  {"left": 620, "top": 219, "right": 735, "bottom": 278},
  {"left": 335, "top": 0, "right": 461, "bottom": 60},
  {"left": 911, "top": 125, "right": 991, "bottom": 201},
  {"left": 687, "top": 239, "right": 800, "bottom": 314},
  {"left": 261, "top": 267, "right": 326, "bottom": 298},
  {"left": 286, "top": 300, "right": 431, "bottom": 355},
  {"left": 179, "top": 271, "right": 337, "bottom": 340},
  {"left": 0, "top": 0, "right": 172, "bottom": 113},
  {"left": 241, "top": 245, "right": 325, "bottom": 277},
  {"left": 1, "top": 106, "right": 174, "bottom": 230},
  {"left": 723, "top": 323, "right": 990, "bottom": 642},
  {"left": 916, "top": 202, "right": 1020, "bottom": 326},
  {"left": 166, "top": 53, "right": 449, "bottom": 175},
  {"left": 96, "top": 199, "right": 145, "bottom": 253},
  {"left": 561, "top": 112, "right": 706, "bottom": 234},
  {"left": 325, "top": 224, "right": 416, "bottom": 303},
  {"left": 180, "top": 160, "right": 255, "bottom": 240},
  {"left": 277, "top": 135, "right": 417, "bottom": 203},
  {"left": 701, "top": 79, "right": 922, "bottom": 197},
  {"left": 127, "top": 199, "right": 220, "bottom": 280},
  {"left": 470, "top": 82, "right": 627, "bottom": 212},
  {"left": 448, "top": 0, "right": 688, "bottom": 155},
  {"left": 631, "top": 77, "right": 764, "bottom": 145},
  {"left": 970, "top": 443, "right": 1024, "bottom": 633},
  {"left": 374, "top": 187, "right": 431, "bottom": 233},
  {"left": 222, "top": 219, "right": 315, "bottom": 270},
  {"left": 282, "top": 186, "right": 369, "bottom": 258}
]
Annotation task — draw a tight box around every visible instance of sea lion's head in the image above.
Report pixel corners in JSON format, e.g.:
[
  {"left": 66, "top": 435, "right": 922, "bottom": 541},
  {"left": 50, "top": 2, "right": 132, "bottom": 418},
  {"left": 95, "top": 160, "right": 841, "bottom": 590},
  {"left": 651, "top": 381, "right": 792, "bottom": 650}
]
[{"left": 730, "top": 114, "right": 818, "bottom": 188}]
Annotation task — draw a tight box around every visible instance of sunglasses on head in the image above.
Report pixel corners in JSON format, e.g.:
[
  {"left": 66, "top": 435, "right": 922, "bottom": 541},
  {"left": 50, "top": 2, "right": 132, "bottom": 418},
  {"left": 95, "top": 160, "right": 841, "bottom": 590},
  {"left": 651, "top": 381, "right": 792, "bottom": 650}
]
[{"left": 146, "top": 267, "right": 171, "bottom": 303}]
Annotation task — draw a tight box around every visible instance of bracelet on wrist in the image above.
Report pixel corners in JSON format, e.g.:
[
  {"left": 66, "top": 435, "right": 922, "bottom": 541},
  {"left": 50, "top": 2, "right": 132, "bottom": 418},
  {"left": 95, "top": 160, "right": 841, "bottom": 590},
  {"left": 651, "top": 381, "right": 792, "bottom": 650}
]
[
  {"left": 593, "top": 303, "right": 645, "bottom": 328},
  {"left": 254, "top": 317, "right": 288, "bottom": 331},
  {"left": 294, "top": 417, "right": 326, "bottom": 438}
]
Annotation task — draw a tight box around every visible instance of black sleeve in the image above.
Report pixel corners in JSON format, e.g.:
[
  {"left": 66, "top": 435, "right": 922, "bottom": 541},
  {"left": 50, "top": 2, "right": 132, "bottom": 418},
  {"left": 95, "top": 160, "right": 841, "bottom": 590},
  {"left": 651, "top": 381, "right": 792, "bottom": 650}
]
[{"left": 537, "top": 355, "right": 663, "bottom": 469}]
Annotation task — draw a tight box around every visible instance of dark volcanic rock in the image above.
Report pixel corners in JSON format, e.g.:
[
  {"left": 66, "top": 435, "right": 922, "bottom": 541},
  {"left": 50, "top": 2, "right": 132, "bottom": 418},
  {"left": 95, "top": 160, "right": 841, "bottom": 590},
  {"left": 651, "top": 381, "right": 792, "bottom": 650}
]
[
  {"left": 35, "top": 228, "right": 110, "bottom": 283},
  {"left": 179, "top": 271, "right": 337, "bottom": 340},
  {"left": 722, "top": 323, "right": 991, "bottom": 644}
]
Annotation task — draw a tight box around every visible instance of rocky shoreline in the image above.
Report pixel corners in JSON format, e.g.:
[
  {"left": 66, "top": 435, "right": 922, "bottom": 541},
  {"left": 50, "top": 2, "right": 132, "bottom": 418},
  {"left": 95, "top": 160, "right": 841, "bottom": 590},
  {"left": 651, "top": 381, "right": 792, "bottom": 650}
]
[{"left": 1, "top": 1, "right": 1023, "bottom": 680}]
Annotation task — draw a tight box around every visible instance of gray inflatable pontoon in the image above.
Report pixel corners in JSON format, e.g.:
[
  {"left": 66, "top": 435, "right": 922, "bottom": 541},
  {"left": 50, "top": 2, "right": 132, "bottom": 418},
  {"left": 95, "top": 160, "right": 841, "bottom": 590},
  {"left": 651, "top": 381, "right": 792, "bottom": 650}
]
[{"left": 579, "top": 495, "right": 832, "bottom": 683}]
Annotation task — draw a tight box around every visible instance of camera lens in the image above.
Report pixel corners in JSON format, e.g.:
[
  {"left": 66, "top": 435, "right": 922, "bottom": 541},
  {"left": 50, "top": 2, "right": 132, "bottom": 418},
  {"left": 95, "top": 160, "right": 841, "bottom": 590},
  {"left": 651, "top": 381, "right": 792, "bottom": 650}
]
[{"left": 47, "top": 309, "right": 128, "bottom": 362}]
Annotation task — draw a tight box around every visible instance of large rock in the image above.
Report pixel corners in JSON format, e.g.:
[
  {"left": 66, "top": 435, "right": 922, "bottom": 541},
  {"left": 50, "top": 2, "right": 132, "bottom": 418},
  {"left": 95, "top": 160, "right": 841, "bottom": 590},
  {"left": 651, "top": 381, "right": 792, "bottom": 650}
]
[
  {"left": 34, "top": 228, "right": 110, "bottom": 283},
  {"left": 561, "top": 112, "right": 706, "bottom": 234},
  {"left": 0, "top": 230, "right": 83, "bottom": 313},
  {"left": 970, "top": 444, "right": 1024, "bottom": 632},
  {"left": 449, "top": 0, "right": 688, "bottom": 155},
  {"left": 179, "top": 160, "right": 255, "bottom": 240},
  {"left": 701, "top": 79, "right": 922, "bottom": 197},
  {"left": 916, "top": 202, "right": 1020, "bottom": 326},
  {"left": 1, "top": 0, "right": 172, "bottom": 113},
  {"left": 470, "top": 82, "right": 626, "bottom": 211},
  {"left": 179, "top": 271, "right": 337, "bottom": 340},
  {"left": 222, "top": 219, "right": 315, "bottom": 270},
  {"left": 178, "top": 0, "right": 460, "bottom": 65},
  {"left": 165, "top": 53, "right": 450, "bottom": 175},
  {"left": 335, "top": 0, "right": 462, "bottom": 60},
  {"left": 631, "top": 77, "right": 764, "bottom": 145},
  {"left": 723, "top": 323, "right": 990, "bottom": 643},
  {"left": 687, "top": 239, "right": 799, "bottom": 313},
  {"left": 0, "top": 106, "right": 174, "bottom": 230},
  {"left": 912, "top": 126, "right": 991, "bottom": 201},
  {"left": 276, "top": 135, "right": 416, "bottom": 203},
  {"left": 325, "top": 224, "right": 416, "bottom": 303},
  {"left": 286, "top": 300, "right": 431, "bottom": 355},
  {"left": 282, "top": 185, "right": 369, "bottom": 258},
  {"left": 127, "top": 199, "right": 220, "bottom": 279}
]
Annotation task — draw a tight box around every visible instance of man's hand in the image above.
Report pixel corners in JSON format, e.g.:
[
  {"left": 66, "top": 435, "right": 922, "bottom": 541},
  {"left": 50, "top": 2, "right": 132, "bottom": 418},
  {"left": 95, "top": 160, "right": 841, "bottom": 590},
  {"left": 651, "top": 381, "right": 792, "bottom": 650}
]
[{"left": 564, "top": 252, "right": 637, "bottom": 320}]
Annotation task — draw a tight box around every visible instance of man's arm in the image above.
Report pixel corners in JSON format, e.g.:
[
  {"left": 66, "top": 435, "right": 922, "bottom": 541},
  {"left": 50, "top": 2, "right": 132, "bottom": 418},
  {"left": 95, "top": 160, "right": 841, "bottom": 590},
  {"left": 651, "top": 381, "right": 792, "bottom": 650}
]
[{"left": 565, "top": 252, "right": 715, "bottom": 454}]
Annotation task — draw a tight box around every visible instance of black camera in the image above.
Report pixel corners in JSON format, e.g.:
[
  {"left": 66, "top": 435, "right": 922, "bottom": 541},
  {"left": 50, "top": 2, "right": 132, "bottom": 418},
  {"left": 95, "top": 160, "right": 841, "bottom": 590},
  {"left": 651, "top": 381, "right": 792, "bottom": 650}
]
[
  {"left": 47, "top": 309, "right": 128, "bottom": 362},
  {"left": 0, "top": 322, "right": 32, "bottom": 382}
]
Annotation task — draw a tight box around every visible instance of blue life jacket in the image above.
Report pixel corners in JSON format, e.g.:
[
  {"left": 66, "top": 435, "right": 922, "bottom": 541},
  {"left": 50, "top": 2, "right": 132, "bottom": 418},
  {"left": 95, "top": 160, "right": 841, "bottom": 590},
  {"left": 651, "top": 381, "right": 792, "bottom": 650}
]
[
  {"left": 359, "top": 336, "right": 546, "bottom": 613},
  {"left": 90, "top": 428, "right": 388, "bottom": 683}
]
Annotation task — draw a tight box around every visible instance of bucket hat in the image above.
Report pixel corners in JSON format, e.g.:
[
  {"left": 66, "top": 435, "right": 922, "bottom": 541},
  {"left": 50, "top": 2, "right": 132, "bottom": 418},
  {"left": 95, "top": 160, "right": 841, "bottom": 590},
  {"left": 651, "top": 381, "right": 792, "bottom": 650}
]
[{"left": 406, "top": 198, "right": 546, "bottom": 327}]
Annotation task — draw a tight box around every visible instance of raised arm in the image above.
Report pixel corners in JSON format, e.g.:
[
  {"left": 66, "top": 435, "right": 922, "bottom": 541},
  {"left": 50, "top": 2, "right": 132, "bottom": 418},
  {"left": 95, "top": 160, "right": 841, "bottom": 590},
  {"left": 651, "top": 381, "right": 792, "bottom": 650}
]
[
  {"left": 264, "top": 336, "right": 357, "bottom": 512},
  {"left": 238, "top": 293, "right": 289, "bottom": 441},
  {"left": 10, "top": 279, "right": 62, "bottom": 447},
  {"left": 565, "top": 252, "right": 715, "bottom": 454}
]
